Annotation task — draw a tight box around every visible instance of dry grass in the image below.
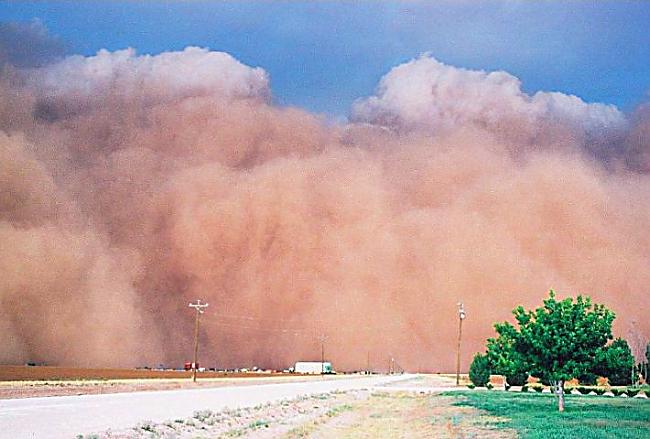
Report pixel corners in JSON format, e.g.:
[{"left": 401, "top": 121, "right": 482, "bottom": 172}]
[{"left": 283, "top": 391, "right": 515, "bottom": 439}]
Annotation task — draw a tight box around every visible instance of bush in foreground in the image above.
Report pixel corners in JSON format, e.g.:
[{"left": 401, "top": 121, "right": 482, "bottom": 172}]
[
  {"left": 594, "top": 338, "right": 635, "bottom": 386},
  {"left": 469, "top": 353, "right": 491, "bottom": 387}
]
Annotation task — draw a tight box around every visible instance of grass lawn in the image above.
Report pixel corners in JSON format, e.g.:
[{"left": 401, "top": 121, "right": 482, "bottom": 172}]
[{"left": 448, "top": 390, "right": 650, "bottom": 439}]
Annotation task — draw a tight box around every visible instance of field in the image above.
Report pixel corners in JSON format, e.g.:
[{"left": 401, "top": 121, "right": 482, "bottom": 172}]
[
  {"left": 0, "top": 365, "right": 333, "bottom": 400},
  {"left": 0, "top": 365, "right": 291, "bottom": 381}
]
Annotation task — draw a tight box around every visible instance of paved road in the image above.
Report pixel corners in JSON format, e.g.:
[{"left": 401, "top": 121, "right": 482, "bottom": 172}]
[{"left": 0, "top": 374, "right": 412, "bottom": 438}]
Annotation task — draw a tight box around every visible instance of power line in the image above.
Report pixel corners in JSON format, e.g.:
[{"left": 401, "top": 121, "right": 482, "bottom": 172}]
[
  {"left": 211, "top": 320, "right": 311, "bottom": 335},
  {"left": 208, "top": 313, "right": 411, "bottom": 333}
]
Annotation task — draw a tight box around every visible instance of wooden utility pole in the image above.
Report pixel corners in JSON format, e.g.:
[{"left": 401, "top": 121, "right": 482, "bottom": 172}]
[
  {"left": 189, "top": 299, "right": 209, "bottom": 382},
  {"left": 456, "top": 302, "right": 466, "bottom": 386}
]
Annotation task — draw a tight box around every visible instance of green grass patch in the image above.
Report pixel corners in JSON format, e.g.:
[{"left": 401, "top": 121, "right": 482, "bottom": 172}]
[
  {"left": 325, "top": 403, "right": 353, "bottom": 417},
  {"left": 248, "top": 419, "right": 270, "bottom": 429},
  {"left": 446, "top": 391, "right": 650, "bottom": 439}
]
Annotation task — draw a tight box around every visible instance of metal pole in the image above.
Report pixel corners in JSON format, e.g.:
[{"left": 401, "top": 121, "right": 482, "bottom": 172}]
[
  {"left": 456, "top": 302, "right": 466, "bottom": 386},
  {"left": 189, "top": 299, "right": 209, "bottom": 383},
  {"left": 192, "top": 309, "right": 200, "bottom": 382}
]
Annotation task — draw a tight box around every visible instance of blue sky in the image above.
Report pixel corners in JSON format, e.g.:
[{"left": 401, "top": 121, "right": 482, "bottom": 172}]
[{"left": 1, "top": 1, "right": 649, "bottom": 116}]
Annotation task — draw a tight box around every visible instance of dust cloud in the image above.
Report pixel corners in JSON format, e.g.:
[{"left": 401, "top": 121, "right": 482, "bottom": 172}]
[{"left": 1, "top": 36, "right": 648, "bottom": 371}]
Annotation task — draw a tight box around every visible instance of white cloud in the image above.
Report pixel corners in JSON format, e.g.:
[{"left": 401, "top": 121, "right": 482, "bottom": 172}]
[
  {"left": 30, "top": 46, "right": 270, "bottom": 103},
  {"left": 351, "top": 54, "right": 626, "bottom": 140}
]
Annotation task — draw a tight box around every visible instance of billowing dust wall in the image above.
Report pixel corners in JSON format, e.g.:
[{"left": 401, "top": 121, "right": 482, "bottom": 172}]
[{"left": 1, "top": 38, "right": 649, "bottom": 371}]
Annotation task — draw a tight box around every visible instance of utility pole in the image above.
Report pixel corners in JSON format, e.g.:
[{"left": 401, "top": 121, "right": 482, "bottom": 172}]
[
  {"left": 456, "top": 302, "right": 466, "bottom": 386},
  {"left": 189, "top": 299, "right": 209, "bottom": 383},
  {"left": 318, "top": 334, "right": 328, "bottom": 374}
]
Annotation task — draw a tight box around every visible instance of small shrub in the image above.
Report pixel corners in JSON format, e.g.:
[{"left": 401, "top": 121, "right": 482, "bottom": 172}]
[
  {"left": 248, "top": 419, "right": 269, "bottom": 429},
  {"left": 594, "top": 388, "right": 605, "bottom": 395},
  {"left": 626, "top": 389, "right": 639, "bottom": 397},
  {"left": 521, "top": 385, "right": 528, "bottom": 392},
  {"left": 194, "top": 409, "right": 213, "bottom": 422},
  {"left": 138, "top": 421, "right": 155, "bottom": 432},
  {"left": 534, "top": 386, "right": 543, "bottom": 393},
  {"left": 486, "top": 383, "right": 494, "bottom": 389},
  {"left": 578, "top": 386, "right": 591, "bottom": 395},
  {"left": 595, "top": 338, "right": 635, "bottom": 386},
  {"left": 506, "top": 371, "right": 528, "bottom": 387},
  {"left": 326, "top": 404, "right": 352, "bottom": 417},
  {"left": 611, "top": 389, "right": 623, "bottom": 396},
  {"left": 467, "top": 384, "right": 476, "bottom": 389},
  {"left": 578, "top": 373, "right": 597, "bottom": 386},
  {"left": 469, "top": 353, "right": 491, "bottom": 387}
]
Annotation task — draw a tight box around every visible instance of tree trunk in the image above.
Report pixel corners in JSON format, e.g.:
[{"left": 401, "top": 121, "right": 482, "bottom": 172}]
[{"left": 557, "top": 380, "right": 565, "bottom": 412}]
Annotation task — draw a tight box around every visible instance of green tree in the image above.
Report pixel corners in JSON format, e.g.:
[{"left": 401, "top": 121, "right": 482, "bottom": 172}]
[
  {"left": 486, "top": 323, "right": 528, "bottom": 386},
  {"left": 469, "top": 353, "right": 491, "bottom": 387},
  {"left": 594, "top": 338, "right": 635, "bottom": 386},
  {"left": 494, "top": 291, "right": 614, "bottom": 411}
]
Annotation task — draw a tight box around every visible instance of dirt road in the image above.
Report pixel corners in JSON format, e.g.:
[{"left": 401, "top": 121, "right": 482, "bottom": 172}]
[{"left": 0, "top": 374, "right": 416, "bottom": 438}]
